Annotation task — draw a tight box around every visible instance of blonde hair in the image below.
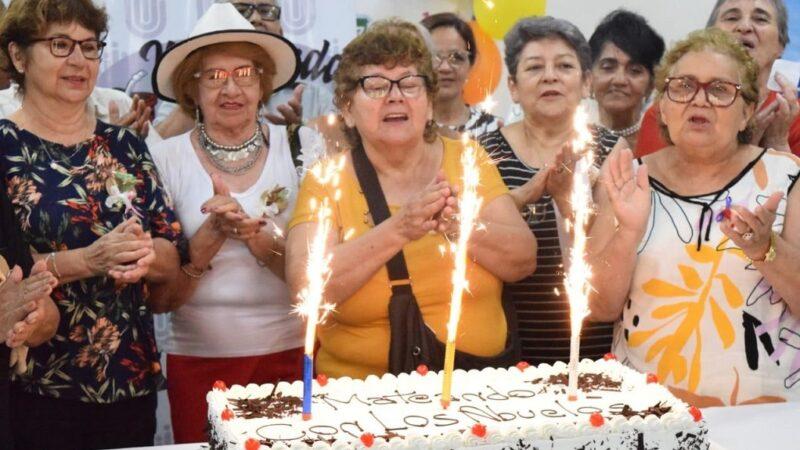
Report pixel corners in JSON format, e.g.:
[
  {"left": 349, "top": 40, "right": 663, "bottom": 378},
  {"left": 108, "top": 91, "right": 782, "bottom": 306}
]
[{"left": 655, "top": 28, "right": 759, "bottom": 145}]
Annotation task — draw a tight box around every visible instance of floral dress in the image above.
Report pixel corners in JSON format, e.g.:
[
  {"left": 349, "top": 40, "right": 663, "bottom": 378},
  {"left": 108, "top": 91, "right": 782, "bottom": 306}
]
[
  {"left": 0, "top": 119, "right": 186, "bottom": 404},
  {"left": 615, "top": 149, "right": 800, "bottom": 406}
]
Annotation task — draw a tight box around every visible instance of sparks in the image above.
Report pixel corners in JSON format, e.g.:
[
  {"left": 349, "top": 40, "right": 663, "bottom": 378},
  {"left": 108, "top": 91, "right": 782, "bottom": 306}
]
[
  {"left": 294, "top": 154, "right": 346, "bottom": 419},
  {"left": 441, "top": 133, "right": 484, "bottom": 408},
  {"left": 565, "top": 106, "right": 595, "bottom": 401},
  {"left": 477, "top": 94, "right": 497, "bottom": 115}
]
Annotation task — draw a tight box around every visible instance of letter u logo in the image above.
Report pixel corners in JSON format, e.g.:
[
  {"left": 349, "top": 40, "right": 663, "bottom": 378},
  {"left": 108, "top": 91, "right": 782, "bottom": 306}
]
[
  {"left": 283, "top": 0, "right": 316, "bottom": 34},
  {"left": 125, "top": 0, "right": 167, "bottom": 38}
]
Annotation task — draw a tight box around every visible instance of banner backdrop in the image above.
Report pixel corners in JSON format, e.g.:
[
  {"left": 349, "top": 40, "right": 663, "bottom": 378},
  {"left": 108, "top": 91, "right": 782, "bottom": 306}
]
[{"left": 98, "top": 0, "right": 355, "bottom": 104}]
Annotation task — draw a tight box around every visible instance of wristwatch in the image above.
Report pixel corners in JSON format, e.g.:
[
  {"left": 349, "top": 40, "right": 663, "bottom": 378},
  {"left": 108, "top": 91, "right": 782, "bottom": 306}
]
[{"left": 748, "top": 231, "right": 777, "bottom": 263}]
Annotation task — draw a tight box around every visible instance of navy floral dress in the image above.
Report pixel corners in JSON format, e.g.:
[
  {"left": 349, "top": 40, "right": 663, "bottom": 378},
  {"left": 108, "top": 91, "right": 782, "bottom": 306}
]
[{"left": 0, "top": 119, "right": 186, "bottom": 404}]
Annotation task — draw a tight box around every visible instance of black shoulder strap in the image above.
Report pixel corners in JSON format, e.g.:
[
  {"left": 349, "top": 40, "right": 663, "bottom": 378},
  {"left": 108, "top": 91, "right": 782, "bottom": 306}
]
[
  {"left": 287, "top": 123, "right": 304, "bottom": 169},
  {"left": 351, "top": 144, "right": 413, "bottom": 295}
]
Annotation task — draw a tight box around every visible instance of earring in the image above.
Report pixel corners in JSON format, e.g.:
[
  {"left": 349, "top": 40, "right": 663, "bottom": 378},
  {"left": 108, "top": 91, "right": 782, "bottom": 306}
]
[{"left": 195, "top": 106, "right": 202, "bottom": 125}]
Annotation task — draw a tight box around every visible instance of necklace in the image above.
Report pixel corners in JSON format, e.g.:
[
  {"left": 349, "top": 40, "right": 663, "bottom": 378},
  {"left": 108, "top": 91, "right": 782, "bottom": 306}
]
[
  {"left": 601, "top": 122, "right": 641, "bottom": 138},
  {"left": 197, "top": 123, "right": 265, "bottom": 175}
]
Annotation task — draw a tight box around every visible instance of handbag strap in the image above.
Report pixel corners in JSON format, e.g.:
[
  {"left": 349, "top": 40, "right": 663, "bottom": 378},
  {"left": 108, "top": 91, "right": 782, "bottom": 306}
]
[{"left": 351, "top": 143, "right": 413, "bottom": 296}]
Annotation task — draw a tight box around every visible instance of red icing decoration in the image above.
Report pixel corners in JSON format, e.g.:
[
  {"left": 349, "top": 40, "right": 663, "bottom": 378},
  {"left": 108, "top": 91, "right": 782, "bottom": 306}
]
[
  {"left": 316, "top": 373, "right": 329, "bottom": 386},
  {"left": 416, "top": 364, "right": 429, "bottom": 375},
  {"left": 471, "top": 423, "right": 487, "bottom": 438},
  {"left": 360, "top": 432, "right": 375, "bottom": 447},
  {"left": 515, "top": 361, "right": 530, "bottom": 371},
  {"left": 213, "top": 380, "right": 227, "bottom": 391},
  {"left": 590, "top": 412, "right": 605, "bottom": 427},
  {"left": 603, "top": 353, "right": 617, "bottom": 361},
  {"left": 245, "top": 438, "right": 260, "bottom": 450},
  {"left": 221, "top": 408, "right": 234, "bottom": 421},
  {"left": 646, "top": 373, "right": 659, "bottom": 384},
  {"left": 689, "top": 406, "right": 703, "bottom": 422}
]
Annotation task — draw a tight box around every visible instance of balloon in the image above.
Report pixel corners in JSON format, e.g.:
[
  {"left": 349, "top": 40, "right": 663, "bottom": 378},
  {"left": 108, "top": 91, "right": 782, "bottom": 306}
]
[
  {"left": 473, "top": 0, "right": 547, "bottom": 40},
  {"left": 463, "top": 21, "right": 503, "bottom": 105}
]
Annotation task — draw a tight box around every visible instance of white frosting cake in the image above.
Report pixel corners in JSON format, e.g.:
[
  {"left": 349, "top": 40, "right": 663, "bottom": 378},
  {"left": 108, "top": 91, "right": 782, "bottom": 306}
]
[{"left": 207, "top": 359, "right": 709, "bottom": 449}]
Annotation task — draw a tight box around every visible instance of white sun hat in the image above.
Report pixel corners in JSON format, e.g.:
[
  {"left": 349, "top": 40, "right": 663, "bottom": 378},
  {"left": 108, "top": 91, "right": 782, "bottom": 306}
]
[{"left": 152, "top": 2, "right": 299, "bottom": 102}]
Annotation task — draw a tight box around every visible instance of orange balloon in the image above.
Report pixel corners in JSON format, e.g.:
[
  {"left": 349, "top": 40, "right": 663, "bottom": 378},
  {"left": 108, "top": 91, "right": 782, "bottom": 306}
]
[{"left": 463, "top": 21, "right": 503, "bottom": 105}]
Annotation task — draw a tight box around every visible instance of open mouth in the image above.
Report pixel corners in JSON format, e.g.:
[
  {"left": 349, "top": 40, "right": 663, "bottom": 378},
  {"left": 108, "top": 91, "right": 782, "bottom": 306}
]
[
  {"left": 738, "top": 39, "right": 756, "bottom": 50},
  {"left": 62, "top": 76, "right": 87, "bottom": 84},
  {"left": 540, "top": 90, "right": 562, "bottom": 98},
  {"left": 383, "top": 113, "right": 409, "bottom": 123},
  {"left": 688, "top": 115, "right": 711, "bottom": 125}
]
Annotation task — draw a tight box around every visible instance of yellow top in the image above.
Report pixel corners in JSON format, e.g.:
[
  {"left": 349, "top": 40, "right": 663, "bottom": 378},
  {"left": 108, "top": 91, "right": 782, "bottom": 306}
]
[{"left": 289, "top": 137, "right": 510, "bottom": 379}]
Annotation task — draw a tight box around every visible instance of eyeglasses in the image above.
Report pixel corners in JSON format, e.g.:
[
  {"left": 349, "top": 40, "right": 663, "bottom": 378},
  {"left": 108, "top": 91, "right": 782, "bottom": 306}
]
[
  {"left": 433, "top": 50, "right": 470, "bottom": 68},
  {"left": 357, "top": 75, "right": 429, "bottom": 99},
  {"left": 232, "top": 2, "right": 281, "bottom": 21},
  {"left": 29, "top": 36, "right": 106, "bottom": 60},
  {"left": 193, "top": 66, "right": 263, "bottom": 89},
  {"left": 664, "top": 76, "right": 742, "bottom": 107}
]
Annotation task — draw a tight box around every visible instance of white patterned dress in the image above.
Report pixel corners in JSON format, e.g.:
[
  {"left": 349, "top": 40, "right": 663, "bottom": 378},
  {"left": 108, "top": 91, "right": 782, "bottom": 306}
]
[{"left": 613, "top": 149, "right": 800, "bottom": 406}]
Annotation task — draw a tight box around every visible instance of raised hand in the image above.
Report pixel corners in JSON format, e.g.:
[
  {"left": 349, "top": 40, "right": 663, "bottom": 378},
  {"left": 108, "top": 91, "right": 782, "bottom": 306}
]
[
  {"left": 602, "top": 147, "right": 651, "bottom": 236},
  {"left": 752, "top": 74, "right": 799, "bottom": 152},
  {"left": 263, "top": 84, "right": 304, "bottom": 125},
  {"left": 392, "top": 171, "right": 451, "bottom": 242},
  {"left": 108, "top": 95, "right": 151, "bottom": 138},
  {"left": 202, "top": 175, "right": 265, "bottom": 241},
  {"left": 720, "top": 191, "right": 783, "bottom": 261}
]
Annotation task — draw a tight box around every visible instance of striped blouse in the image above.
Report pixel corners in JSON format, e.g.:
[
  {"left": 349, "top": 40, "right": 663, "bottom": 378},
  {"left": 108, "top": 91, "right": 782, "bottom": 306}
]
[{"left": 479, "top": 126, "right": 616, "bottom": 364}]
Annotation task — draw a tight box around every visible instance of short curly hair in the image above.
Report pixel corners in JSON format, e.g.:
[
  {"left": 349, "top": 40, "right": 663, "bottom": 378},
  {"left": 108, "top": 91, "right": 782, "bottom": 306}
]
[
  {"left": 334, "top": 18, "right": 438, "bottom": 148},
  {"left": 0, "top": 0, "right": 108, "bottom": 95},
  {"left": 655, "top": 28, "right": 759, "bottom": 145}
]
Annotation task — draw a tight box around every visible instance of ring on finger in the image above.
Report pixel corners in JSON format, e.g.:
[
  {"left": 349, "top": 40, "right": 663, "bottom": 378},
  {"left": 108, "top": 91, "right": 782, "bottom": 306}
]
[
  {"left": 742, "top": 231, "right": 754, "bottom": 241},
  {"left": 233, "top": 227, "right": 239, "bottom": 235}
]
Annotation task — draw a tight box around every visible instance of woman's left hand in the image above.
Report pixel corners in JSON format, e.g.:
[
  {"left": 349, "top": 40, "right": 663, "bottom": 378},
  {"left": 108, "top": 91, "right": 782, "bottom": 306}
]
[
  {"left": 436, "top": 184, "right": 460, "bottom": 239},
  {"left": 758, "top": 74, "right": 800, "bottom": 152},
  {"left": 546, "top": 142, "right": 581, "bottom": 212},
  {"left": 720, "top": 192, "right": 783, "bottom": 260},
  {"left": 108, "top": 221, "right": 156, "bottom": 283}
]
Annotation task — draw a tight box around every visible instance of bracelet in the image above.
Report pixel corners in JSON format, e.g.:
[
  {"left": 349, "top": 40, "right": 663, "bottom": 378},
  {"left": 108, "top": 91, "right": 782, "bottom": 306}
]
[
  {"left": 46, "top": 252, "right": 63, "bottom": 279},
  {"left": 181, "top": 262, "right": 210, "bottom": 279},
  {"left": 747, "top": 231, "right": 777, "bottom": 263}
]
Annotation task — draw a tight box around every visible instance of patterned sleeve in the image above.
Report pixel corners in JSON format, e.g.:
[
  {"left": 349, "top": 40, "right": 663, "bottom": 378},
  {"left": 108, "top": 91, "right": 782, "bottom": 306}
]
[{"left": 127, "top": 133, "right": 189, "bottom": 264}]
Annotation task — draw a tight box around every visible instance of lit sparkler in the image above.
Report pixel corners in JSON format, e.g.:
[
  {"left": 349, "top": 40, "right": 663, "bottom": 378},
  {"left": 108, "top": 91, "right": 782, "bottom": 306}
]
[
  {"left": 564, "top": 106, "right": 595, "bottom": 401},
  {"left": 441, "top": 133, "right": 484, "bottom": 408},
  {"left": 294, "top": 154, "right": 346, "bottom": 420}
]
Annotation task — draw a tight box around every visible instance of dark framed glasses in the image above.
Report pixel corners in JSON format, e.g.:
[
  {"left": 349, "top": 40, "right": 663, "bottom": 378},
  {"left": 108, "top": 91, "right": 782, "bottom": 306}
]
[
  {"left": 193, "top": 66, "right": 263, "bottom": 89},
  {"left": 232, "top": 2, "right": 281, "bottom": 21},
  {"left": 433, "top": 50, "right": 470, "bottom": 68},
  {"left": 357, "top": 75, "right": 429, "bottom": 99},
  {"left": 29, "top": 36, "right": 106, "bottom": 60},
  {"left": 664, "top": 76, "right": 742, "bottom": 107}
]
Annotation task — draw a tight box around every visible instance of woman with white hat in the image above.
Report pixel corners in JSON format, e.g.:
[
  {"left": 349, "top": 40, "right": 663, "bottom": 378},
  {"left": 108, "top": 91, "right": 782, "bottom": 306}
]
[{"left": 148, "top": 2, "right": 322, "bottom": 443}]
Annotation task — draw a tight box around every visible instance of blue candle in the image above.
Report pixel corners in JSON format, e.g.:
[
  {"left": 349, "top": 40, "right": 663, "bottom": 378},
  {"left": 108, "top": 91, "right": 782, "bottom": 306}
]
[{"left": 302, "top": 353, "right": 313, "bottom": 420}]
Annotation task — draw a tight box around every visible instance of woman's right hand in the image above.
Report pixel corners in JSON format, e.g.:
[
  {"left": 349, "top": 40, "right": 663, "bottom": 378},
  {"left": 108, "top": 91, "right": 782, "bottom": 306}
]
[
  {"left": 391, "top": 172, "right": 451, "bottom": 242},
  {"left": 202, "top": 175, "right": 265, "bottom": 241},
  {"left": 82, "top": 217, "right": 154, "bottom": 276},
  {"left": 602, "top": 147, "right": 651, "bottom": 237}
]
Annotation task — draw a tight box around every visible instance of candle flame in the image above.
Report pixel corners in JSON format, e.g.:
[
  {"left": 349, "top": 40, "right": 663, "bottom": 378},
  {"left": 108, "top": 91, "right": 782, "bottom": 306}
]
[
  {"left": 294, "top": 155, "right": 346, "bottom": 354},
  {"left": 565, "top": 106, "right": 595, "bottom": 399},
  {"left": 441, "top": 133, "right": 484, "bottom": 406}
]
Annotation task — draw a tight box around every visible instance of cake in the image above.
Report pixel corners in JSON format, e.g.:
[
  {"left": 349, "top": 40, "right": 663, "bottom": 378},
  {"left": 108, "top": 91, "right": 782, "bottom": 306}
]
[{"left": 207, "top": 358, "right": 709, "bottom": 449}]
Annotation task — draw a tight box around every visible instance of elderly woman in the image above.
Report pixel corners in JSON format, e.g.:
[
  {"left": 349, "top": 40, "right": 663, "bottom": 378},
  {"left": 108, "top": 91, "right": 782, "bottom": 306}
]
[
  {"left": 478, "top": 17, "right": 614, "bottom": 365},
  {"left": 0, "top": 1, "right": 186, "bottom": 448},
  {"left": 589, "top": 9, "right": 664, "bottom": 151},
  {"left": 420, "top": 12, "right": 502, "bottom": 139},
  {"left": 637, "top": 0, "right": 800, "bottom": 156},
  {"left": 286, "top": 19, "right": 536, "bottom": 379},
  {"left": 589, "top": 29, "right": 800, "bottom": 406},
  {"left": 149, "top": 3, "right": 321, "bottom": 443}
]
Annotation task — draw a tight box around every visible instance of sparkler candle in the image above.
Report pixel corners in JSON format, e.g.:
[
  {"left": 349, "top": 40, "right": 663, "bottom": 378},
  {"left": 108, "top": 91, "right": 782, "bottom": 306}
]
[
  {"left": 294, "top": 155, "right": 345, "bottom": 420},
  {"left": 564, "top": 106, "right": 595, "bottom": 401},
  {"left": 441, "top": 134, "right": 484, "bottom": 409}
]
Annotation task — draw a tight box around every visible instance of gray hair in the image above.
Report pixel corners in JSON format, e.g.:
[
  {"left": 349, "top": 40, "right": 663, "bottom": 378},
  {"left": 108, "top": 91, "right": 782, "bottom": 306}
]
[
  {"left": 706, "top": 0, "right": 789, "bottom": 47},
  {"left": 503, "top": 16, "right": 591, "bottom": 79}
]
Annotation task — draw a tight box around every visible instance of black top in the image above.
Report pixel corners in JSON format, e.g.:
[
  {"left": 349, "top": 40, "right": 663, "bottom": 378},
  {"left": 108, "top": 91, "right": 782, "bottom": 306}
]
[
  {"left": 479, "top": 127, "right": 615, "bottom": 364},
  {"left": 0, "top": 178, "right": 33, "bottom": 449}
]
